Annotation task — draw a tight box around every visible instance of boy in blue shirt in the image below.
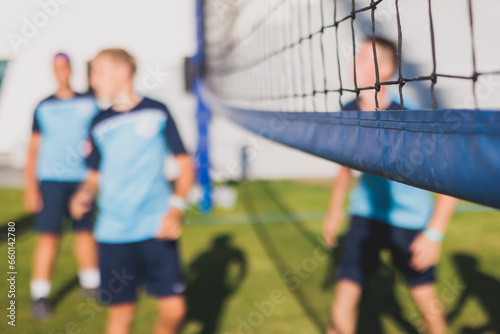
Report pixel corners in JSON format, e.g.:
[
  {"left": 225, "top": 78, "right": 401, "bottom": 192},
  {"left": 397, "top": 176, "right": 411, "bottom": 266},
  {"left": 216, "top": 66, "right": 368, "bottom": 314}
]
[
  {"left": 70, "top": 49, "right": 194, "bottom": 334},
  {"left": 322, "top": 38, "right": 457, "bottom": 334},
  {"left": 25, "top": 53, "right": 101, "bottom": 318}
]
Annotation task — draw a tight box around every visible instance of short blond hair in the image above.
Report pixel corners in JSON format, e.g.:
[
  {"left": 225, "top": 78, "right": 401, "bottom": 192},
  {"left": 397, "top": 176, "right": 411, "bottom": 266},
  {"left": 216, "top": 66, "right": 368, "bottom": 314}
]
[{"left": 95, "top": 48, "right": 137, "bottom": 76}]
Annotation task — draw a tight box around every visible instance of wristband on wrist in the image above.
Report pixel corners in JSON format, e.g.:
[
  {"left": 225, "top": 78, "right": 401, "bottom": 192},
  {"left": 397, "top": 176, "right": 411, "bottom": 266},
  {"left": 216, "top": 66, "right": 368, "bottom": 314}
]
[
  {"left": 170, "top": 195, "right": 188, "bottom": 212},
  {"left": 423, "top": 229, "right": 444, "bottom": 242}
]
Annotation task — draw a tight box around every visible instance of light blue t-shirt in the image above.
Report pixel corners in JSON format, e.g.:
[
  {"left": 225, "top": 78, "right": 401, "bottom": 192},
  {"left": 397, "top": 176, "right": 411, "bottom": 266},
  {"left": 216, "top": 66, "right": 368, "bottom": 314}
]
[
  {"left": 32, "top": 93, "right": 100, "bottom": 182},
  {"left": 86, "top": 98, "right": 187, "bottom": 243},
  {"left": 349, "top": 173, "right": 434, "bottom": 230},
  {"left": 344, "top": 99, "right": 434, "bottom": 230}
]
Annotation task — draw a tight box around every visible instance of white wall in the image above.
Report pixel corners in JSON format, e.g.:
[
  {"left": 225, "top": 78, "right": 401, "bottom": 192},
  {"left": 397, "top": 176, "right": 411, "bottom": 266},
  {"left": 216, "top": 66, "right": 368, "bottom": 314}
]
[
  {"left": 0, "top": 0, "right": 196, "bottom": 163},
  {"left": 0, "top": 0, "right": 339, "bottom": 179},
  {"left": 1, "top": 0, "right": 498, "bottom": 180}
]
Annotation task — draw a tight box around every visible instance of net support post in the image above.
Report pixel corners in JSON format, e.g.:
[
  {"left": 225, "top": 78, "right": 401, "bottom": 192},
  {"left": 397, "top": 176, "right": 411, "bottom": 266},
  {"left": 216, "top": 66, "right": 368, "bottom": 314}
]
[{"left": 192, "top": 0, "right": 212, "bottom": 213}]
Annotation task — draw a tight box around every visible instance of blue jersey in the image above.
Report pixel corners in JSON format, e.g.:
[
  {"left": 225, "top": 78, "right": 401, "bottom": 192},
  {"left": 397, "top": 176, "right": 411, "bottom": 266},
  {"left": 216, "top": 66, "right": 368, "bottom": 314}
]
[
  {"left": 344, "top": 100, "right": 434, "bottom": 230},
  {"left": 86, "top": 98, "right": 187, "bottom": 243},
  {"left": 32, "top": 93, "right": 100, "bottom": 182}
]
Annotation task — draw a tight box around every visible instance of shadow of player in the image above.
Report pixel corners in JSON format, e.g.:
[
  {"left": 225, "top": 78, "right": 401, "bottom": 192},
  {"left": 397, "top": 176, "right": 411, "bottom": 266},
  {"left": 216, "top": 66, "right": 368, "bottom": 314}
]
[
  {"left": 357, "top": 261, "right": 419, "bottom": 334},
  {"left": 0, "top": 214, "right": 34, "bottom": 244},
  {"left": 322, "top": 244, "right": 418, "bottom": 334},
  {"left": 183, "top": 234, "right": 247, "bottom": 334},
  {"left": 1, "top": 214, "right": 83, "bottom": 310},
  {"left": 447, "top": 253, "right": 500, "bottom": 333},
  {"left": 51, "top": 276, "right": 80, "bottom": 310},
  {"left": 321, "top": 236, "right": 344, "bottom": 291}
]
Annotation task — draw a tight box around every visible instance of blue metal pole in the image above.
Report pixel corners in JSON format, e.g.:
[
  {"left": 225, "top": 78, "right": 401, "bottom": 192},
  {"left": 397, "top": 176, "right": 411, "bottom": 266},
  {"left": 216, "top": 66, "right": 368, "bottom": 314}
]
[{"left": 193, "top": 0, "right": 212, "bottom": 213}]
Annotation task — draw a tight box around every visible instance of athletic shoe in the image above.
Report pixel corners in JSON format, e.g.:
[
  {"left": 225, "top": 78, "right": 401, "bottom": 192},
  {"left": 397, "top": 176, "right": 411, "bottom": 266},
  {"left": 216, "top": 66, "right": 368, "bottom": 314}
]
[
  {"left": 32, "top": 298, "right": 51, "bottom": 319},
  {"left": 82, "top": 287, "right": 99, "bottom": 298}
]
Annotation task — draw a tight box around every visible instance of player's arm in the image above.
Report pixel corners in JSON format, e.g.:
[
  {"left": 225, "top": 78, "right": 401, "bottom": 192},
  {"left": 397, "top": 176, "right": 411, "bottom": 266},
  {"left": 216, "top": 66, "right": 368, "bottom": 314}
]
[
  {"left": 69, "top": 170, "right": 99, "bottom": 221},
  {"left": 24, "top": 113, "right": 43, "bottom": 213},
  {"left": 322, "top": 165, "right": 352, "bottom": 248},
  {"left": 24, "top": 133, "right": 43, "bottom": 213},
  {"left": 172, "top": 154, "right": 195, "bottom": 201},
  {"left": 156, "top": 154, "right": 195, "bottom": 240},
  {"left": 156, "top": 111, "right": 195, "bottom": 240},
  {"left": 69, "top": 133, "right": 101, "bottom": 221},
  {"left": 410, "top": 194, "right": 458, "bottom": 272}
]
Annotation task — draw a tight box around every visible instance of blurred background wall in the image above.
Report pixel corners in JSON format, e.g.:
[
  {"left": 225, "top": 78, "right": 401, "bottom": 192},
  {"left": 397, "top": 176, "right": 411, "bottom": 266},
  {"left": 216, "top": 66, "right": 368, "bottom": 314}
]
[
  {"left": 0, "top": 0, "right": 499, "bottom": 183},
  {"left": 0, "top": 0, "right": 338, "bottom": 182}
]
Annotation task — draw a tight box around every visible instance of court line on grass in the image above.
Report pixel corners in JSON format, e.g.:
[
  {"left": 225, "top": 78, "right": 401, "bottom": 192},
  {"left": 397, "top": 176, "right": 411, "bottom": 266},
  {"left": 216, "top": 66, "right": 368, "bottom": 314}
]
[
  {"left": 257, "top": 181, "right": 324, "bottom": 249},
  {"left": 0, "top": 202, "right": 491, "bottom": 233},
  {"left": 185, "top": 210, "right": 325, "bottom": 227},
  {"left": 185, "top": 201, "right": 495, "bottom": 228}
]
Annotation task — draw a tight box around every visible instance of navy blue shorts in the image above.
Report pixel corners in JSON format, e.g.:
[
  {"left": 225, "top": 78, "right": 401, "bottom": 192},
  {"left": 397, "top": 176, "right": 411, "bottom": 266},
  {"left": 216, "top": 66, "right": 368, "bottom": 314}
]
[
  {"left": 35, "top": 181, "right": 94, "bottom": 234},
  {"left": 98, "top": 239, "right": 185, "bottom": 305},
  {"left": 337, "top": 215, "right": 435, "bottom": 287}
]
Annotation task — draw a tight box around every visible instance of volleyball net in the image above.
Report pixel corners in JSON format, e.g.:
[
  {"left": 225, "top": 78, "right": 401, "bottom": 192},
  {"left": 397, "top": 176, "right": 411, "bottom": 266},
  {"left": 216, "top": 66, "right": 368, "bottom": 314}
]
[{"left": 195, "top": 0, "right": 500, "bottom": 209}]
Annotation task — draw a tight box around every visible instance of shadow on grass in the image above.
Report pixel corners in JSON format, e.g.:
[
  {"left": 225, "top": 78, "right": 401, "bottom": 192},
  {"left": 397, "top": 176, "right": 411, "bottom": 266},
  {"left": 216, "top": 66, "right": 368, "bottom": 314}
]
[
  {"left": 1, "top": 214, "right": 80, "bottom": 311},
  {"left": 447, "top": 253, "right": 500, "bottom": 333},
  {"left": 257, "top": 180, "right": 417, "bottom": 332},
  {"left": 320, "top": 236, "right": 343, "bottom": 291},
  {"left": 0, "top": 214, "right": 34, "bottom": 244},
  {"left": 52, "top": 276, "right": 80, "bottom": 310},
  {"left": 183, "top": 234, "right": 247, "bottom": 334},
  {"left": 258, "top": 180, "right": 322, "bottom": 249},
  {"left": 321, "top": 242, "right": 418, "bottom": 333},
  {"left": 240, "top": 181, "right": 326, "bottom": 333},
  {"left": 357, "top": 262, "right": 419, "bottom": 334}
]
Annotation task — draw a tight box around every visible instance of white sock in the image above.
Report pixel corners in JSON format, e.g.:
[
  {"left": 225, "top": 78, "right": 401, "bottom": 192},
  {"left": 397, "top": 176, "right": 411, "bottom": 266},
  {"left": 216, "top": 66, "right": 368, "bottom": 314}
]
[
  {"left": 78, "top": 268, "right": 100, "bottom": 289},
  {"left": 31, "top": 280, "right": 51, "bottom": 300}
]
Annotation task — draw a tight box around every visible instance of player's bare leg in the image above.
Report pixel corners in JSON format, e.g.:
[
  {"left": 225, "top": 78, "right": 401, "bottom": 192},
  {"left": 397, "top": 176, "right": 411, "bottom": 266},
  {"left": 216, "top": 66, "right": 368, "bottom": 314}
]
[
  {"left": 30, "top": 233, "right": 60, "bottom": 318},
  {"left": 328, "top": 279, "right": 363, "bottom": 334},
  {"left": 106, "top": 303, "right": 136, "bottom": 334},
  {"left": 154, "top": 296, "right": 186, "bottom": 334},
  {"left": 73, "top": 230, "right": 100, "bottom": 294},
  {"left": 32, "top": 233, "right": 59, "bottom": 283},
  {"left": 410, "top": 284, "right": 447, "bottom": 334},
  {"left": 74, "top": 231, "right": 97, "bottom": 270}
]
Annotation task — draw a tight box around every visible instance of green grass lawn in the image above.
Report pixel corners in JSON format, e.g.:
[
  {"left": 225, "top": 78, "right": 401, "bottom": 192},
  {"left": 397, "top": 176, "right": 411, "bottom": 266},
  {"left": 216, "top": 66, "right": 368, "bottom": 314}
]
[{"left": 1, "top": 180, "right": 499, "bottom": 334}]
